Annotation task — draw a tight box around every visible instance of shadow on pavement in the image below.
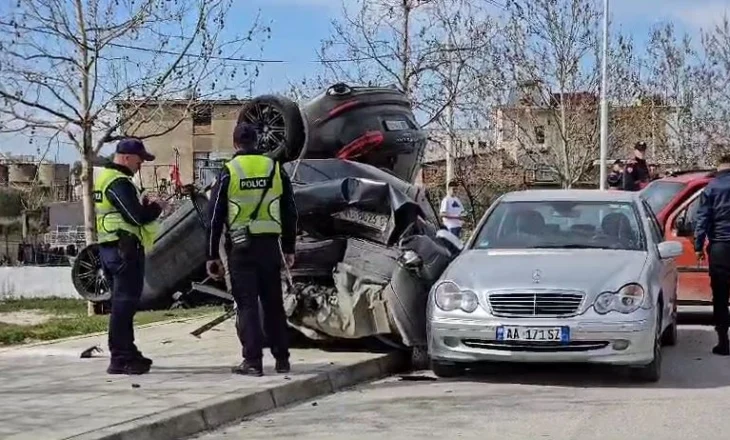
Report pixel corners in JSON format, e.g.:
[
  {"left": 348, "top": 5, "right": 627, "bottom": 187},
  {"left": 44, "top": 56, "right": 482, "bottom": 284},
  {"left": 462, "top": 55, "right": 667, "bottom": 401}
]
[{"left": 149, "top": 362, "right": 341, "bottom": 376}]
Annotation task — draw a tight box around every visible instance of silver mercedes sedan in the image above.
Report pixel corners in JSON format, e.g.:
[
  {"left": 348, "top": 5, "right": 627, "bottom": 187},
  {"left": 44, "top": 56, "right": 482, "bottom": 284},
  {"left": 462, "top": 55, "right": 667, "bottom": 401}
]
[{"left": 427, "top": 189, "right": 683, "bottom": 382}]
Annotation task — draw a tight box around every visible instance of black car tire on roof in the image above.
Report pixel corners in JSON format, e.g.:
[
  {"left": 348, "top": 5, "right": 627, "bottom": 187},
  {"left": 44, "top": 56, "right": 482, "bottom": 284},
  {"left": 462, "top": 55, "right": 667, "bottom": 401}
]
[{"left": 236, "top": 95, "right": 305, "bottom": 162}]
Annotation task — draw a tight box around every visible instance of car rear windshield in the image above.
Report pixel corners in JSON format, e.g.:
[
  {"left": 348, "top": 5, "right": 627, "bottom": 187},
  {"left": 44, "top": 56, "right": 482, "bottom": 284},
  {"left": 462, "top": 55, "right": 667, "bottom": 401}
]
[
  {"left": 472, "top": 200, "right": 645, "bottom": 251},
  {"left": 640, "top": 181, "right": 687, "bottom": 214}
]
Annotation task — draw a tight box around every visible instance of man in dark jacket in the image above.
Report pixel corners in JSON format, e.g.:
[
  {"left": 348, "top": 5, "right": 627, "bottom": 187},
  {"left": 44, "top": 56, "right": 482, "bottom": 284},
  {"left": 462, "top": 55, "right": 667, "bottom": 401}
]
[
  {"left": 206, "top": 123, "right": 298, "bottom": 376},
  {"left": 607, "top": 160, "right": 624, "bottom": 189},
  {"left": 623, "top": 141, "right": 650, "bottom": 191},
  {"left": 695, "top": 154, "right": 730, "bottom": 355}
]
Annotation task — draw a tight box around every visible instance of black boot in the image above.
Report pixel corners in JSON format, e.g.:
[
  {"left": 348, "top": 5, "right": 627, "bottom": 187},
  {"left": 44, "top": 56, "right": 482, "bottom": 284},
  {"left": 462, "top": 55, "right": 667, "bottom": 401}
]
[
  {"left": 275, "top": 359, "right": 291, "bottom": 374},
  {"left": 232, "top": 360, "right": 263, "bottom": 377},
  {"left": 713, "top": 329, "right": 730, "bottom": 356},
  {"left": 107, "top": 358, "right": 151, "bottom": 375},
  {"left": 133, "top": 348, "right": 153, "bottom": 366}
]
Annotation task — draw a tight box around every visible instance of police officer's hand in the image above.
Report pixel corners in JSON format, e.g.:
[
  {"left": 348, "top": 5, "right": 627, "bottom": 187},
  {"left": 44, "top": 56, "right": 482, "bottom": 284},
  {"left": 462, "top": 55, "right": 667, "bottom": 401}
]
[
  {"left": 284, "top": 254, "right": 295, "bottom": 269},
  {"left": 696, "top": 251, "right": 705, "bottom": 262},
  {"left": 206, "top": 259, "right": 223, "bottom": 280}
]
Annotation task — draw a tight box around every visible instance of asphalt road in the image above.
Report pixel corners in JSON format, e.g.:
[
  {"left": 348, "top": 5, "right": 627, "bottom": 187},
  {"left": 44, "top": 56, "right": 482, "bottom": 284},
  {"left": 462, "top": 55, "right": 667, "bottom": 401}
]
[{"left": 194, "top": 324, "right": 730, "bottom": 440}]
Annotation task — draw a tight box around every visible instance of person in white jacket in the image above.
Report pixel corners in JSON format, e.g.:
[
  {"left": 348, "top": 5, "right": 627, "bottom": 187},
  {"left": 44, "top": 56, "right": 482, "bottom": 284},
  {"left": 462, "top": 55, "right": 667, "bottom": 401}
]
[{"left": 439, "top": 180, "right": 464, "bottom": 238}]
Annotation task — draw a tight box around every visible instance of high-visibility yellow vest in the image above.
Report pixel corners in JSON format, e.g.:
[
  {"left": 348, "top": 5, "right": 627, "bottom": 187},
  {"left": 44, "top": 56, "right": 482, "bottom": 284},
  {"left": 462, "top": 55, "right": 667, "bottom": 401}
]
[
  {"left": 225, "top": 155, "right": 283, "bottom": 235},
  {"left": 93, "top": 166, "right": 159, "bottom": 252}
]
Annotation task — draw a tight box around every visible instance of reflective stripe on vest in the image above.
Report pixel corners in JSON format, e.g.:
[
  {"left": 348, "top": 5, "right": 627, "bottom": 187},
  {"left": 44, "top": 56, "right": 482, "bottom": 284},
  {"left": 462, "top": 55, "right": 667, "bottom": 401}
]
[
  {"left": 225, "top": 155, "right": 283, "bottom": 235},
  {"left": 93, "top": 166, "right": 159, "bottom": 251}
]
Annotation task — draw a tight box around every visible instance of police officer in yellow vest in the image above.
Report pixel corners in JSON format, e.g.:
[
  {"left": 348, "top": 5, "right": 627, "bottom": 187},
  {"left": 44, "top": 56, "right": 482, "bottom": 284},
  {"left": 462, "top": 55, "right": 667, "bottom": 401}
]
[
  {"left": 206, "top": 123, "right": 297, "bottom": 377},
  {"left": 95, "top": 138, "right": 163, "bottom": 375}
]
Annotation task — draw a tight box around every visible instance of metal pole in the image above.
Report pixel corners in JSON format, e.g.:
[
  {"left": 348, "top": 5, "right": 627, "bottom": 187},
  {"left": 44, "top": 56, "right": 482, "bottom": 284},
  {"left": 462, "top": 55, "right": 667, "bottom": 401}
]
[
  {"left": 599, "top": 0, "right": 609, "bottom": 190},
  {"left": 445, "top": 42, "right": 454, "bottom": 191}
]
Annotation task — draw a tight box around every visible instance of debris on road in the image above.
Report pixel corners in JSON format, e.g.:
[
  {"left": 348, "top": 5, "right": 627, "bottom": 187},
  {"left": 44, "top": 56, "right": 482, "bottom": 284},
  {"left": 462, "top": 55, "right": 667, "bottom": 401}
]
[{"left": 79, "top": 345, "right": 103, "bottom": 358}]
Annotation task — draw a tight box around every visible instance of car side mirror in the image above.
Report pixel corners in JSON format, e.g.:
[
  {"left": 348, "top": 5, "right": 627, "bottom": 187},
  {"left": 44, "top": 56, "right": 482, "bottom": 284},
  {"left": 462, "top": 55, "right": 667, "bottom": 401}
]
[{"left": 658, "top": 241, "right": 683, "bottom": 259}]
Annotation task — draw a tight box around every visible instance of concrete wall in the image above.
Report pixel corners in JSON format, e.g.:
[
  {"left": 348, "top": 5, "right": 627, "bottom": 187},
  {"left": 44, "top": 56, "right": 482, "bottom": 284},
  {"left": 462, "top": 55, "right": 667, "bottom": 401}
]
[
  {"left": 0, "top": 266, "right": 78, "bottom": 299},
  {"left": 48, "top": 201, "right": 84, "bottom": 227}
]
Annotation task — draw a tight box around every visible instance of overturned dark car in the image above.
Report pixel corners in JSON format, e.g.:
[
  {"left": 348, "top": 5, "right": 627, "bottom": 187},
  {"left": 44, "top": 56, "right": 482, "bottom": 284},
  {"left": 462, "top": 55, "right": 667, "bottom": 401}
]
[{"left": 71, "top": 83, "right": 459, "bottom": 364}]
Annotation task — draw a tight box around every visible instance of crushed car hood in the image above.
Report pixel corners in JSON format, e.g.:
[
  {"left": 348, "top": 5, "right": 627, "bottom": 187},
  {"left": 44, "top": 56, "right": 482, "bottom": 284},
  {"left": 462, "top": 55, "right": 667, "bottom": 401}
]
[
  {"left": 283, "top": 159, "right": 438, "bottom": 244},
  {"left": 442, "top": 249, "right": 648, "bottom": 295}
]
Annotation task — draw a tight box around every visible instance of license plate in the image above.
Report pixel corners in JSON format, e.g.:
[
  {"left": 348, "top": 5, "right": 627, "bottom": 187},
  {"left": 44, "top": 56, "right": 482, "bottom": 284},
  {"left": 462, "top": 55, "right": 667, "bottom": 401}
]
[
  {"left": 496, "top": 326, "right": 570, "bottom": 343},
  {"left": 332, "top": 207, "right": 390, "bottom": 231},
  {"left": 385, "top": 120, "right": 409, "bottom": 131}
]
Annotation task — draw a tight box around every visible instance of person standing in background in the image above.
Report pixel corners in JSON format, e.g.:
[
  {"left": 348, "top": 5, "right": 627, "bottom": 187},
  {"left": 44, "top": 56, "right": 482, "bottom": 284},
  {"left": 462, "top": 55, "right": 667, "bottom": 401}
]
[
  {"left": 623, "top": 141, "right": 650, "bottom": 191},
  {"left": 694, "top": 154, "right": 730, "bottom": 356},
  {"left": 607, "top": 160, "right": 624, "bottom": 190},
  {"left": 440, "top": 180, "right": 465, "bottom": 238}
]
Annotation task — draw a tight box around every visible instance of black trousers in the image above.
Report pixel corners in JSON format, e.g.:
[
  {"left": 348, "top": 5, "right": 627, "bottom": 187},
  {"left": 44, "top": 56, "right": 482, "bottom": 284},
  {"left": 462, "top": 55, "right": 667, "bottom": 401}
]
[
  {"left": 228, "top": 237, "right": 290, "bottom": 364},
  {"left": 99, "top": 241, "right": 145, "bottom": 362},
  {"left": 709, "top": 241, "right": 730, "bottom": 332}
]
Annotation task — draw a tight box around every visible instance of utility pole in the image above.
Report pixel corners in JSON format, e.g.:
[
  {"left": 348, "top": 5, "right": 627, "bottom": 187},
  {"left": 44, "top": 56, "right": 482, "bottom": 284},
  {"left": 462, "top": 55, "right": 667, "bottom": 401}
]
[
  {"left": 599, "top": 0, "right": 609, "bottom": 190},
  {"left": 445, "top": 41, "right": 455, "bottom": 191}
]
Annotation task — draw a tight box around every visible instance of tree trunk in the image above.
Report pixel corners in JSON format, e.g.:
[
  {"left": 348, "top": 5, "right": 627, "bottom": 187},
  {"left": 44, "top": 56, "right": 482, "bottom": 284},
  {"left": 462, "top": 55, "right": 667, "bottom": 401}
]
[
  {"left": 81, "top": 128, "right": 96, "bottom": 246},
  {"left": 401, "top": 0, "right": 411, "bottom": 96},
  {"left": 560, "top": 103, "right": 571, "bottom": 189}
]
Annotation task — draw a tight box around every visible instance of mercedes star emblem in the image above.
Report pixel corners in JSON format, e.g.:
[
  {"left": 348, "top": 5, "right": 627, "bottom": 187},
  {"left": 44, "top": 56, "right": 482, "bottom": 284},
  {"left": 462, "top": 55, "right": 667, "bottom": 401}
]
[{"left": 532, "top": 269, "right": 542, "bottom": 284}]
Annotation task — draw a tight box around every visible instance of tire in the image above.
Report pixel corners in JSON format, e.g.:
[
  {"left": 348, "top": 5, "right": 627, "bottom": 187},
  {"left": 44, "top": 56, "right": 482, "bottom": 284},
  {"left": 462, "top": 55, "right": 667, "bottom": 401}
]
[
  {"left": 661, "top": 300, "right": 678, "bottom": 347},
  {"left": 431, "top": 360, "right": 465, "bottom": 378},
  {"left": 630, "top": 307, "right": 663, "bottom": 383},
  {"left": 410, "top": 345, "right": 430, "bottom": 371},
  {"left": 237, "top": 95, "right": 305, "bottom": 161},
  {"left": 71, "top": 244, "right": 111, "bottom": 302}
]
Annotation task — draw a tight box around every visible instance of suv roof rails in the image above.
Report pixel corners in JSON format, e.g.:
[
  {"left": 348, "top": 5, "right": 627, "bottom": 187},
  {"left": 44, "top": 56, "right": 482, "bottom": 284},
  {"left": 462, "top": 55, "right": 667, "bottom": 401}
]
[{"left": 667, "top": 168, "right": 715, "bottom": 177}]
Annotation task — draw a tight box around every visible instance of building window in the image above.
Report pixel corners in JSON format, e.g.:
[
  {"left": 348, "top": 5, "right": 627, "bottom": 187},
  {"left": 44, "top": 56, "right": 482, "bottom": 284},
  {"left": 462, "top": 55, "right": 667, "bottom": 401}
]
[
  {"left": 192, "top": 105, "right": 212, "bottom": 135},
  {"left": 535, "top": 125, "right": 545, "bottom": 144},
  {"left": 193, "top": 152, "right": 210, "bottom": 183},
  {"left": 535, "top": 164, "right": 555, "bottom": 182}
]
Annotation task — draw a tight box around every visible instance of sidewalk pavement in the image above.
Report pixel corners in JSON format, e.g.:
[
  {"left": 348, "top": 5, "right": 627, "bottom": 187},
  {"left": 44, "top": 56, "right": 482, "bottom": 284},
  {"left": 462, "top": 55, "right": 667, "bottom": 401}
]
[{"left": 0, "top": 316, "right": 406, "bottom": 440}]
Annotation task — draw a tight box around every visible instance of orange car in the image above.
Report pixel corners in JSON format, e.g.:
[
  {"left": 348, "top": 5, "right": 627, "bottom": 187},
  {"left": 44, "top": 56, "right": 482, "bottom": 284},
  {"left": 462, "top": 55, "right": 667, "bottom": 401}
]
[{"left": 640, "top": 170, "right": 715, "bottom": 304}]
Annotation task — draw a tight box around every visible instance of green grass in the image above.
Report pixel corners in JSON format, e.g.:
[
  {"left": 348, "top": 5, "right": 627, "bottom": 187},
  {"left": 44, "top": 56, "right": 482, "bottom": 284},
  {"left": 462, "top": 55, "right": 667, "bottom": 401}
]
[{"left": 0, "top": 298, "right": 221, "bottom": 346}]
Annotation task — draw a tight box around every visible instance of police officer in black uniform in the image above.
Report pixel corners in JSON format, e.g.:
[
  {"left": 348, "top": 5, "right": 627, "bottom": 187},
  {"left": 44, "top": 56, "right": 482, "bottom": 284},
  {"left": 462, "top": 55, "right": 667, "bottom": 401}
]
[
  {"left": 206, "top": 123, "right": 298, "bottom": 376},
  {"left": 623, "top": 141, "right": 650, "bottom": 191}
]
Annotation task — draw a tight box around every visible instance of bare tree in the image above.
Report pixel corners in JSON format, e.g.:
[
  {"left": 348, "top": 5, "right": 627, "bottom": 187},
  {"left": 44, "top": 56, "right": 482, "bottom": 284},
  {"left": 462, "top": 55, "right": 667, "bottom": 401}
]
[
  {"left": 638, "top": 23, "right": 708, "bottom": 169},
  {"left": 299, "top": 0, "right": 497, "bottom": 130},
  {"left": 0, "top": 0, "right": 269, "bottom": 244},
  {"left": 489, "top": 0, "right": 646, "bottom": 188},
  {"left": 697, "top": 15, "right": 730, "bottom": 158}
]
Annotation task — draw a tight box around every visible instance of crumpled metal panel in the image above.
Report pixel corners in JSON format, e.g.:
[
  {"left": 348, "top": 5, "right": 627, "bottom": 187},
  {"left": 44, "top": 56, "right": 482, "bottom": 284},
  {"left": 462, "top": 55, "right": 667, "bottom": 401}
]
[{"left": 294, "top": 262, "right": 392, "bottom": 339}]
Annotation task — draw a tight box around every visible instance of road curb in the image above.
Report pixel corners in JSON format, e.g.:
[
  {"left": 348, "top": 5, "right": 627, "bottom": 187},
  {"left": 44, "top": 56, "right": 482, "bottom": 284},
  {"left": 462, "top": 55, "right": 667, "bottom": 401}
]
[{"left": 69, "top": 351, "right": 409, "bottom": 440}]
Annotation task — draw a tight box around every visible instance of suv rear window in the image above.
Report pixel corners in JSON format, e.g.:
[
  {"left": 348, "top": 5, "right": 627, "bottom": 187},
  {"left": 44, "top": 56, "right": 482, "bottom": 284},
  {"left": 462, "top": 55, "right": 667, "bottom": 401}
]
[{"left": 641, "top": 181, "right": 687, "bottom": 214}]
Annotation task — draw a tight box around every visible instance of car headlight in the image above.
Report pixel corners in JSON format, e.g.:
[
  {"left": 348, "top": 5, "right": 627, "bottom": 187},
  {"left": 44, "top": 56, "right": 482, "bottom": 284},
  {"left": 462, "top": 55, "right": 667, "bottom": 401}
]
[
  {"left": 434, "top": 282, "right": 479, "bottom": 313},
  {"left": 594, "top": 283, "right": 645, "bottom": 314}
]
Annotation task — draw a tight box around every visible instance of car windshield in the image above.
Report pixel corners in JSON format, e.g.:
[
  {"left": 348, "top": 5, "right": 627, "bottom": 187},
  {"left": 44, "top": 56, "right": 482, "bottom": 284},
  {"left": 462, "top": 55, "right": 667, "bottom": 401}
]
[
  {"left": 472, "top": 200, "right": 645, "bottom": 251},
  {"left": 640, "top": 181, "right": 686, "bottom": 214}
]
